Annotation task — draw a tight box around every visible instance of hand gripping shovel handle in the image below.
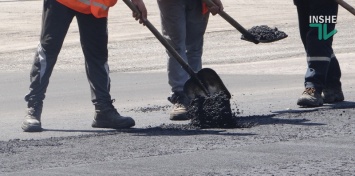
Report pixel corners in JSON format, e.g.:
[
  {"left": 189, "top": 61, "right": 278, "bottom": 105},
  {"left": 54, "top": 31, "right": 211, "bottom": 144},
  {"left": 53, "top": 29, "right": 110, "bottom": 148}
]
[
  {"left": 122, "top": 0, "right": 210, "bottom": 96},
  {"left": 202, "top": 0, "right": 259, "bottom": 44},
  {"left": 336, "top": 0, "right": 355, "bottom": 16}
]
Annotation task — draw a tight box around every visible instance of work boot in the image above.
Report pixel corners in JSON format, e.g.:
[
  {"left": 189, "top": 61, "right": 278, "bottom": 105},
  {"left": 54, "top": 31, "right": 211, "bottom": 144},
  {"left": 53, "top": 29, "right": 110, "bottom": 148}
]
[
  {"left": 322, "top": 87, "right": 344, "bottom": 103},
  {"left": 297, "top": 88, "right": 323, "bottom": 107},
  {"left": 168, "top": 91, "right": 190, "bottom": 121},
  {"left": 21, "top": 101, "right": 43, "bottom": 132},
  {"left": 92, "top": 101, "right": 135, "bottom": 129}
]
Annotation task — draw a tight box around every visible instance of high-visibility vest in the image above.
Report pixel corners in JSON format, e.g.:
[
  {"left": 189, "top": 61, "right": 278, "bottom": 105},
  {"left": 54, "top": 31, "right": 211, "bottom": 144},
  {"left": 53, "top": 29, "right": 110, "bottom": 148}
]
[
  {"left": 57, "top": 0, "right": 117, "bottom": 18},
  {"left": 202, "top": 2, "right": 209, "bottom": 14}
]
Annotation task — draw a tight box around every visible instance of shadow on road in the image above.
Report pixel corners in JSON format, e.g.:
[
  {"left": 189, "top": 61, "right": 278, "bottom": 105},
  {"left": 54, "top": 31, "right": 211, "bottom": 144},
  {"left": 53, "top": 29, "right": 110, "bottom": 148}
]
[
  {"left": 120, "top": 127, "right": 256, "bottom": 137},
  {"left": 38, "top": 101, "right": 355, "bottom": 136},
  {"left": 273, "top": 101, "right": 355, "bottom": 114},
  {"left": 40, "top": 126, "right": 256, "bottom": 137},
  {"left": 236, "top": 114, "right": 326, "bottom": 127},
  {"left": 324, "top": 101, "right": 355, "bottom": 109},
  {"left": 42, "top": 129, "right": 117, "bottom": 133},
  {"left": 243, "top": 101, "right": 355, "bottom": 127}
]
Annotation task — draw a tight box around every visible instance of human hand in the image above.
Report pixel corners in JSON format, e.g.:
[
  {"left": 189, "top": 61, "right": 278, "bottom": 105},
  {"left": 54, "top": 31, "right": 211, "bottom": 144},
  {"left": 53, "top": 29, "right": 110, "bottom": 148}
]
[
  {"left": 131, "top": 0, "right": 147, "bottom": 25},
  {"left": 208, "top": 0, "right": 224, "bottom": 15}
]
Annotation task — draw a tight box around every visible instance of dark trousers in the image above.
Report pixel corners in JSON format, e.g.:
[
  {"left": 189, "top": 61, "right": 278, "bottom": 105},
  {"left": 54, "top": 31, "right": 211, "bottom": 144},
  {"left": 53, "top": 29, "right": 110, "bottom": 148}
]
[
  {"left": 295, "top": 0, "right": 341, "bottom": 92},
  {"left": 25, "top": 0, "right": 112, "bottom": 106}
]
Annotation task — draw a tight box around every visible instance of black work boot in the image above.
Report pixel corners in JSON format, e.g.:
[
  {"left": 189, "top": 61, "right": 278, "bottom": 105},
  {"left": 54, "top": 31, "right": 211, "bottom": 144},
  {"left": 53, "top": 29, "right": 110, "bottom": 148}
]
[
  {"left": 168, "top": 91, "right": 190, "bottom": 121},
  {"left": 92, "top": 101, "right": 135, "bottom": 129},
  {"left": 22, "top": 101, "right": 43, "bottom": 132},
  {"left": 322, "top": 87, "right": 344, "bottom": 103}
]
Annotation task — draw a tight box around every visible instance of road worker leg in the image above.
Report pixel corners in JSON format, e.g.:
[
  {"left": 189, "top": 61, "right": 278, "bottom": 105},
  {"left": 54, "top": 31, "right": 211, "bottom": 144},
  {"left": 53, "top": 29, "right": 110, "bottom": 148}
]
[{"left": 76, "top": 13, "right": 112, "bottom": 106}]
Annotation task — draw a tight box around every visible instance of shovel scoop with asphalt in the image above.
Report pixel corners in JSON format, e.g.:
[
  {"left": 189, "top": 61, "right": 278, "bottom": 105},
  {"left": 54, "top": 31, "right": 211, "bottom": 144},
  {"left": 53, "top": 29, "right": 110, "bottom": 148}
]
[
  {"left": 123, "top": 0, "right": 231, "bottom": 100},
  {"left": 202, "top": 0, "right": 288, "bottom": 44}
]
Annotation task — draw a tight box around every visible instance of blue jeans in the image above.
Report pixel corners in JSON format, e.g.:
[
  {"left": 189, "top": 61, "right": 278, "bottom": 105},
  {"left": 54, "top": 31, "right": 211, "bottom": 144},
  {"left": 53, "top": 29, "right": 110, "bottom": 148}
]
[{"left": 157, "top": 0, "right": 209, "bottom": 92}]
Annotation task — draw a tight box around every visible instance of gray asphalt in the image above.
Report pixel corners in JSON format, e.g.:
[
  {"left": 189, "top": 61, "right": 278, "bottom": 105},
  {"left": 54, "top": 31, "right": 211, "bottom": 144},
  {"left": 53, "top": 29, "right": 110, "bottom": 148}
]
[
  {"left": 1, "top": 0, "right": 355, "bottom": 175},
  {"left": 3, "top": 136, "right": 355, "bottom": 176},
  {"left": 1, "top": 67, "right": 355, "bottom": 175}
]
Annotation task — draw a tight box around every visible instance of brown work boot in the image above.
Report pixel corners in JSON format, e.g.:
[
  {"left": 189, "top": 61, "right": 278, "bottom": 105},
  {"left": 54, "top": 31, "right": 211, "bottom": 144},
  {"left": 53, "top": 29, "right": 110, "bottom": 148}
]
[
  {"left": 168, "top": 91, "right": 190, "bottom": 121},
  {"left": 322, "top": 87, "right": 344, "bottom": 103},
  {"left": 297, "top": 88, "right": 323, "bottom": 107},
  {"left": 21, "top": 101, "right": 43, "bottom": 132},
  {"left": 92, "top": 101, "right": 135, "bottom": 129}
]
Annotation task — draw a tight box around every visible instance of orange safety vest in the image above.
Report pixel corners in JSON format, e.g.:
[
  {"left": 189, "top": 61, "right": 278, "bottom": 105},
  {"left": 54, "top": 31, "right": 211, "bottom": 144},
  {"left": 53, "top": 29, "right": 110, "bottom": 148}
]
[
  {"left": 202, "top": 2, "right": 209, "bottom": 14},
  {"left": 56, "top": 0, "right": 117, "bottom": 18}
]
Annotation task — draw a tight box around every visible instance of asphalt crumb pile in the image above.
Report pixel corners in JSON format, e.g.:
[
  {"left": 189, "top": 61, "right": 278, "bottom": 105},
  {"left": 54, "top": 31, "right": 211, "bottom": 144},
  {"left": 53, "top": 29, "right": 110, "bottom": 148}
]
[
  {"left": 242, "top": 25, "right": 288, "bottom": 42},
  {"left": 127, "top": 105, "right": 170, "bottom": 113},
  {"left": 186, "top": 92, "right": 237, "bottom": 129},
  {"left": 155, "top": 123, "right": 199, "bottom": 130}
]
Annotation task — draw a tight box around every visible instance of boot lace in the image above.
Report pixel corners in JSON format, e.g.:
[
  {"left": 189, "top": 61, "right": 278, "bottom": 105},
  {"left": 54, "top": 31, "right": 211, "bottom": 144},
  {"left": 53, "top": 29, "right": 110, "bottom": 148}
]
[{"left": 303, "top": 88, "right": 316, "bottom": 95}]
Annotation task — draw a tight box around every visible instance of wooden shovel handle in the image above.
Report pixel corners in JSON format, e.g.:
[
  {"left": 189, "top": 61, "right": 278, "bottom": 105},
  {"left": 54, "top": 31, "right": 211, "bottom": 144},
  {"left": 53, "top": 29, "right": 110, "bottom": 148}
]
[
  {"left": 202, "top": 0, "right": 259, "bottom": 44},
  {"left": 122, "top": 0, "right": 194, "bottom": 76},
  {"left": 122, "top": 0, "right": 210, "bottom": 96},
  {"left": 336, "top": 0, "right": 355, "bottom": 16}
]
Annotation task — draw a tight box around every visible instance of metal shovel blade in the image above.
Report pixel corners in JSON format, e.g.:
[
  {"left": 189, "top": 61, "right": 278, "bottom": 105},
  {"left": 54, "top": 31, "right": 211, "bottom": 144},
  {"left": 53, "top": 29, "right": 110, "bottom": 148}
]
[{"left": 184, "top": 68, "right": 231, "bottom": 99}]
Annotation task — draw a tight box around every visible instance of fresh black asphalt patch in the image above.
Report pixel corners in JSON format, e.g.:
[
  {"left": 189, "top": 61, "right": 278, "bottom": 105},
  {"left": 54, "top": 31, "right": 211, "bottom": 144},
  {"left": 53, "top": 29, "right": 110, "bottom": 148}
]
[{"left": 1, "top": 107, "right": 354, "bottom": 173}]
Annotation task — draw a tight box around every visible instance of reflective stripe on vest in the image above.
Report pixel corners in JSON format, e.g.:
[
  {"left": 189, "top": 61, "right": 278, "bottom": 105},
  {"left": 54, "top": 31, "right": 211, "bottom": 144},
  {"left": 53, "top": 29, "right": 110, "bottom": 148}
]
[
  {"left": 91, "top": 0, "right": 112, "bottom": 18},
  {"left": 79, "top": 0, "right": 90, "bottom": 5},
  {"left": 56, "top": 0, "right": 117, "bottom": 18},
  {"left": 93, "top": 1, "right": 108, "bottom": 10}
]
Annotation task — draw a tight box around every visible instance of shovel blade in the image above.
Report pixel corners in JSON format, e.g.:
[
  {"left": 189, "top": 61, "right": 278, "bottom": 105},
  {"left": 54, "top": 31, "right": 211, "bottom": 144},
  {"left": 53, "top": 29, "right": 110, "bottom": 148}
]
[{"left": 184, "top": 68, "right": 231, "bottom": 99}]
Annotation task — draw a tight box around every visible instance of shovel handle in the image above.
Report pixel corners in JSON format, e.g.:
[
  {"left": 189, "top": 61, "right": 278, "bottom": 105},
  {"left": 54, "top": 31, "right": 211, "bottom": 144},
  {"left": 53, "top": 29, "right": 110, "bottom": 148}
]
[
  {"left": 336, "top": 0, "right": 355, "bottom": 16},
  {"left": 202, "top": 0, "right": 259, "bottom": 44},
  {"left": 122, "top": 0, "right": 194, "bottom": 75},
  {"left": 122, "top": 0, "right": 210, "bottom": 96}
]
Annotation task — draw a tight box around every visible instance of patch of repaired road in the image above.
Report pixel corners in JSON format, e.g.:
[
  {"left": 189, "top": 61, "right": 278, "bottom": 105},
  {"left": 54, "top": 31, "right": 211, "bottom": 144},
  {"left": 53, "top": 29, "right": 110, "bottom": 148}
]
[{"left": 1, "top": 106, "right": 354, "bottom": 175}]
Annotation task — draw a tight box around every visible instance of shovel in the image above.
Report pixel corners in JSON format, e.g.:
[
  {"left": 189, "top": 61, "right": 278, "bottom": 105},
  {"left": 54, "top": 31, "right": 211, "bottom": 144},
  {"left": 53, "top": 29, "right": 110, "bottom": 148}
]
[
  {"left": 336, "top": 0, "right": 355, "bottom": 16},
  {"left": 123, "top": 0, "right": 231, "bottom": 100},
  {"left": 202, "top": 0, "right": 288, "bottom": 44}
]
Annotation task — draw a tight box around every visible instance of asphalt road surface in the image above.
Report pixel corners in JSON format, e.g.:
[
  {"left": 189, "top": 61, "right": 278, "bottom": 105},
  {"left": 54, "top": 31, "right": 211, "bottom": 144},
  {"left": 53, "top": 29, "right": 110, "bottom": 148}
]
[{"left": 0, "top": 0, "right": 355, "bottom": 175}]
